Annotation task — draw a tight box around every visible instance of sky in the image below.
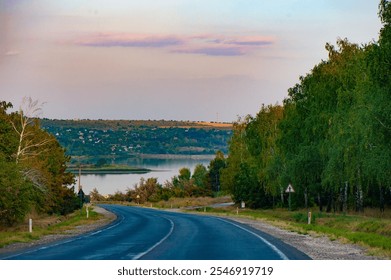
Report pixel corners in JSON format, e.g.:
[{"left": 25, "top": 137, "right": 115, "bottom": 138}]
[{"left": 0, "top": 0, "right": 383, "bottom": 122}]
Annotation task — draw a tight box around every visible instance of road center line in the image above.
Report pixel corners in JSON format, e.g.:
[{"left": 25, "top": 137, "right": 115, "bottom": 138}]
[
  {"left": 215, "top": 217, "right": 289, "bottom": 260},
  {"left": 131, "top": 216, "right": 175, "bottom": 260}
]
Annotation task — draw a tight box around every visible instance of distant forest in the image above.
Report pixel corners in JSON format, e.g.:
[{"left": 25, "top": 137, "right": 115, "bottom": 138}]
[{"left": 40, "top": 119, "right": 232, "bottom": 164}]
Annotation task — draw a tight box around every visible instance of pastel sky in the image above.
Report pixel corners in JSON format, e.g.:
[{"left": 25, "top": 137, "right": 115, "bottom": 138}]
[{"left": 0, "top": 0, "right": 382, "bottom": 122}]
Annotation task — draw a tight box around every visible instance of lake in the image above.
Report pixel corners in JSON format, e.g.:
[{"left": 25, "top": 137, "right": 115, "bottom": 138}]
[{"left": 74, "top": 157, "right": 212, "bottom": 195}]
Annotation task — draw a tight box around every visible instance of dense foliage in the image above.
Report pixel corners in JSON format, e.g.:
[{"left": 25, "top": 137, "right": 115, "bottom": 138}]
[
  {"left": 220, "top": 1, "right": 391, "bottom": 212},
  {"left": 0, "top": 100, "right": 79, "bottom": 226}
]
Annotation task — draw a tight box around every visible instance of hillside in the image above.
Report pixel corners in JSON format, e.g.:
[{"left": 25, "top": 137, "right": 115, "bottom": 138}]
[{"left": 40, "top": 119, "right": 232, "bottom": 164}]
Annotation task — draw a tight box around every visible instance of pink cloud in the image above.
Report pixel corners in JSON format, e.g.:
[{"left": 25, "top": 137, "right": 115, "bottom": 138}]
[
  {"left": 73, "top": 32, "right": 275, "bottom": 56},
  {"left": 74, "top": 33, "right": 185, "bottom": 48},
  {"left": 226, "top": 36, "right": 274, "bottom": 46},
  {"left": 173, "top": 46, "right": 246, "bottom": 56},
  {"left": 177, "top": 34, "right": 274, "bottom": 56}
]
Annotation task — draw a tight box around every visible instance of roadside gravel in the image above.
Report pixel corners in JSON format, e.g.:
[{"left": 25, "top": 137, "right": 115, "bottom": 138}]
[
  {"left": 224, "top": 217, "right": 381, "bottom": 260},
  {"left": 0, "top": 206, "right": 382, "bottom": 259}
]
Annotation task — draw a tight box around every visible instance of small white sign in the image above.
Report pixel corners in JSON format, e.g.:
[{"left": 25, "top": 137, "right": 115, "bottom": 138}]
[{"left": 285, "top": 184, "right": 295, "bottom": 193}]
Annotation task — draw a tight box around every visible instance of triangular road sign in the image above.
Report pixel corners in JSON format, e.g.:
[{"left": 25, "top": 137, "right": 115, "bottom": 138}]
[{"left": 285, "top": 183, "right": 295, "bottom": 193}]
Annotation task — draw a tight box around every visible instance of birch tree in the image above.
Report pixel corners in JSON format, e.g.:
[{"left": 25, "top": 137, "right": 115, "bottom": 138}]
[{"left": 11, "top": 97, "right": 52, "bottom": 164}]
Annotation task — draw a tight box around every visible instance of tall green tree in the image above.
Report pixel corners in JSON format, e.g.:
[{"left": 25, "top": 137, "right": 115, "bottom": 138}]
[
  {"left": 220, "top": 118, "right": 250, "bottom": 194},
  {"left": 208, "top": 151, "right": 226, "bottom": 193},
  {"left": 0, "top": 99, "right": 79, "bottom": 225},
  {"left": 192, "top": 164, "right": 208, "bottom": 188},
  {"left": 220, "top": 1, "right": 391, "bottom": 212}
]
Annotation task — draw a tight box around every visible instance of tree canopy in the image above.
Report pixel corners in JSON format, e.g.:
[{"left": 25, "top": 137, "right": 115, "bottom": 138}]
[
  {"left": 0, "top": 100, "right": 79, "bottom": 226},
  {"left": 220, "top": 1, "right": 391, "bottom": 212}
]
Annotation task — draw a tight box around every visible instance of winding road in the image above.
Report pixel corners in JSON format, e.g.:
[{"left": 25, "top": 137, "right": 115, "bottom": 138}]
[{"left": 1, "top": 205, "right": 310, "bottom": 260}]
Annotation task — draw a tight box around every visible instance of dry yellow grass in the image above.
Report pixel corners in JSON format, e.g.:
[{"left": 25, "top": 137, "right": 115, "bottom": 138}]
[
  {"left": 195, "top": 122, "right": 233, "bottom": 129},
  {"left": 158, "top": 121, "right": 232, "bottom": 130}
]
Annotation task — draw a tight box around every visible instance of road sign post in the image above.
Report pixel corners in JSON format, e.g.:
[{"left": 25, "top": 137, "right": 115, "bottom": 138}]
[{"left": 285, "top": 184, "right": 295, "bottom": 211}]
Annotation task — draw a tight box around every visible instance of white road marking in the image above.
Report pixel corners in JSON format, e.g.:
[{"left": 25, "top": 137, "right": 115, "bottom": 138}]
[
  {"left": 131, "top": 216, "right": 175, "bottom": 260},
  {"left": 215, "top": 217, "right": 289, "bottom": 260}
]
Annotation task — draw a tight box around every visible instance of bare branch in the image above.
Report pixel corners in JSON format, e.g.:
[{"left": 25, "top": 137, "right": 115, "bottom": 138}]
[
  {"left": 21, "top": 168, "right": 48, "bottom": 193},
  {"left": 10, "top": 97, "right": 49, "bottom": 163}
]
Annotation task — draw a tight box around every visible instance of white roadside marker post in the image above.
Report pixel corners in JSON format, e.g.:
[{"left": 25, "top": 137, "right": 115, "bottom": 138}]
[{"left": 29, "top": 218, "right": 32, "bottom": 233}]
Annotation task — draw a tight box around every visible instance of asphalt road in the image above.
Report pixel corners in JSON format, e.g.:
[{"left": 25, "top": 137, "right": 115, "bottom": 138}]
[{"left": 1, "top": 205, "right": 310, "bottom": 260}]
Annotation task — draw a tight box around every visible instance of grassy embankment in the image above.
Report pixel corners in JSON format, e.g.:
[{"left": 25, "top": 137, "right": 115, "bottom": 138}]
[{"left": 0, "top": 205, "right": 102, "bottom": 249}]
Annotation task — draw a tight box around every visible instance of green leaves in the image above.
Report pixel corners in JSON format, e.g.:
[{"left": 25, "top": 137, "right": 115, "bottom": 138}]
[
  {"left": 220, "top": 2, "right": 391, "bottom": 212},
  {"left": 0, "top": 99, "right": 78, "bottom": 226},
  {"left": 0, "top": 159, "right": 33, "bottom": 226}
]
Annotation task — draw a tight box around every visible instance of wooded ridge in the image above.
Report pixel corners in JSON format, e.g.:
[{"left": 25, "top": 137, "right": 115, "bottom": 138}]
[{"left": 40, "top": 119, "right": 232, "bottom": 165}]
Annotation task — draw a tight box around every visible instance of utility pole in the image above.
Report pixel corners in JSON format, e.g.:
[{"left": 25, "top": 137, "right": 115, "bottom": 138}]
[
  {"left": 78, "top": 165, "right": 82, "bottom": 193},
  {"left": 78, "top": 165, "right": 85, "bottom": 208}
]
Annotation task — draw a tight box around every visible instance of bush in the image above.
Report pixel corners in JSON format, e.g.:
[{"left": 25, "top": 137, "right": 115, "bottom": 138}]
[{"left": 0, "top": 160, "right": 33, "bottom": 226}]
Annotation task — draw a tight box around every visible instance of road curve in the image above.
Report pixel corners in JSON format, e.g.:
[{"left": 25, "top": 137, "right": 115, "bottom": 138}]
[{"left": 1, "top": 205, "right": 310, "bottom": 260}]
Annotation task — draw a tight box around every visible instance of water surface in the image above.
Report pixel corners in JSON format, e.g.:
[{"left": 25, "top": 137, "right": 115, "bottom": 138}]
[{"left": 74, "top": 158, "right": 211, "bottom": 195}]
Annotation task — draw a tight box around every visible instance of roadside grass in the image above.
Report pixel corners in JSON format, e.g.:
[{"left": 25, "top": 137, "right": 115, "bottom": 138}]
[
  {"left": 108, "top": 196, "right": 233, "bottom": 209},
  {"left": 0, "top": 205, "right": 101, "bottom": 249},
  {"left": 191, "top": 206, "right": 391, "bottom": 259},
  {"left": 153, "top": 196, "right": 232, "bottom": 209}
]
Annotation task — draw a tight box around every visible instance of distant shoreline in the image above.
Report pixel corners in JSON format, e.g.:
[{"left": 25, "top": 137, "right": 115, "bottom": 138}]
[
  {"left": 67, "top": 165, "right": 152, "bottom": 175},
  {"left": 139, "top": 154, "right": 216, "bottom": 160},
  {"left": 66, "top": 154, "right": 215, "bottom": 174}
]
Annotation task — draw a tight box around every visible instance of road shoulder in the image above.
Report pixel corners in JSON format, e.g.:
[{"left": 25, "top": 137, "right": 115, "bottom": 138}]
[
  {"left": 0, "top": 206, "right": 116, "bottom": 256},
  {"left": 220, "top": 216, "right": 380, "bottom": 260}
]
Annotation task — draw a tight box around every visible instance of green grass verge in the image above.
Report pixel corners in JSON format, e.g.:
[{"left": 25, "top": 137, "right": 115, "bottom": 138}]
[{"left": 0, "top": 206, "right": 101, "bottom": 249}]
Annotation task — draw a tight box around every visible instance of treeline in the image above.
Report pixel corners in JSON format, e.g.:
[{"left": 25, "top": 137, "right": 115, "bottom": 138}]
[
  {"left": 90, "top": 151, "right": 227, "bottom": 203},
  {"left": 40, "top": 119, "right": 232, "bottom": 131},
  {"left": 0, "top": 98, "right": 79, "bottom": 226},
  {"left": 220, "top": 1, "right": 391, "bottom": 212}
]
